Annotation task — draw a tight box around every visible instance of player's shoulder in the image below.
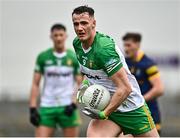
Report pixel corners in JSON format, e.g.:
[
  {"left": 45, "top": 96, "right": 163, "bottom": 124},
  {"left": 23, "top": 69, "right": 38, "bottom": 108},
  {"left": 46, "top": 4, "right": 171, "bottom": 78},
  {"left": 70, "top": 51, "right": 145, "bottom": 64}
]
[
  {"left": 142, "top": 54, "right": 155, "bottom": 63},
  {"left": 96, "top": 32, "right": 115, "bottom": 48},
  {"left": 95, "top": 32, "right": 116, "bottom": 56},
  {"left": 73, "top": 36, "right": 81, "bottom": 47},
  {"left": 37, "top": 48, "right": 53, "bottom": 59},
  {"left": 141, "top": 53, "right": 157, "bottom": 67},
  {"left": 66, "top": 48, "right": 76, "bottom": 57},
  {"left": 66, "top": 49, "right": 78, "bottom": 61}
]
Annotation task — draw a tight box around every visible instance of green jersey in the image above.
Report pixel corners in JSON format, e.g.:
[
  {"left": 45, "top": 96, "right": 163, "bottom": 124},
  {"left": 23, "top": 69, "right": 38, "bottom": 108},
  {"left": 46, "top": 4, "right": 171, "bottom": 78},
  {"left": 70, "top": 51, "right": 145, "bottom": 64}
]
[
  {"left": 35, "top": 48, "right": 80, "bottom": 107},
  {"left": 73, "top": 32, "right": 144, "bottom": 112}
]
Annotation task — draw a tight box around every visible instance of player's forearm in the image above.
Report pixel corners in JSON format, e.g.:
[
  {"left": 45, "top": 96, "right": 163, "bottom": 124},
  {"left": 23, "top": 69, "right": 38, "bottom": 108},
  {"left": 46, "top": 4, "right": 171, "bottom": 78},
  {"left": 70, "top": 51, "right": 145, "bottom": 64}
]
[
  {"left": 76, "top": 74, "right": 83, "bottom": 87},
  {"left": 72, "top": 90, "right": 77, "bottom": 104},
  {"left": 104, "top": 86, "right": 132, "bottom": 116},
  {"left": 29, "top": 85, "right": 40, "bottom": 107},
  {"left": 104, "top": 67, "right": 132, "bottom": 116},
  {"left": 144, "top": 86, "right": 163, "bottom": 102},
  {"left": 144, "top": 76, "right": 164, "bottom": 102},
  {"left": 73, "top": 75, "right": 85, "bottom": 103}
]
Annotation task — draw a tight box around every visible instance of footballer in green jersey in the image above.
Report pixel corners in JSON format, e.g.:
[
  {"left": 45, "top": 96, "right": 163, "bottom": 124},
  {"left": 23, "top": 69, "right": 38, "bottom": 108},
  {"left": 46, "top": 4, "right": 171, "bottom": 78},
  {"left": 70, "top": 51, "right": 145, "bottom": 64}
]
[
  {"left": 29, "top": 24, "right": 82, "bottom": 137},
  {"left": 72, "top": 6, "right": 159, "bottom": 137}
]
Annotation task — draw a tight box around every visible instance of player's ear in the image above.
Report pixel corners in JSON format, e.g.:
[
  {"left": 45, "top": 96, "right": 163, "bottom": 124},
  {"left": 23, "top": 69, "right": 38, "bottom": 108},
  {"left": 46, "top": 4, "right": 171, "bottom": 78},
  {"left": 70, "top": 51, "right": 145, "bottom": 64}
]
[{"left": 92, "top": 19, "right": 96, "bottom": 29}]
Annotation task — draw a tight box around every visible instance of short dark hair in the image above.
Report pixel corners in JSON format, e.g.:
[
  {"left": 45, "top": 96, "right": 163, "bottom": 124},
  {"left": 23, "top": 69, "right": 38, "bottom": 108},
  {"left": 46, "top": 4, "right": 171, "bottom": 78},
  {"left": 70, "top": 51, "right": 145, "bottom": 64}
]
[
  {"left": 72, "top": 5, "right": 94, "bottom": 16},
  {"left": 122, "top": 33, "right": 142, "bottom": 42},
  {"left": 51, "top": 23, "right": 66, "bottom": 32}
]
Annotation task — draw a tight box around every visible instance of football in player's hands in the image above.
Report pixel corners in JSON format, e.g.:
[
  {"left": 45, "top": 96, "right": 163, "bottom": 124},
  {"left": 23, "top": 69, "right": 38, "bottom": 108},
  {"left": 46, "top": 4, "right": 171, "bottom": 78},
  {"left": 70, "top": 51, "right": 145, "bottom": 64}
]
[{"left": 83, "top": 84, "right": 111, "bottom": 110}]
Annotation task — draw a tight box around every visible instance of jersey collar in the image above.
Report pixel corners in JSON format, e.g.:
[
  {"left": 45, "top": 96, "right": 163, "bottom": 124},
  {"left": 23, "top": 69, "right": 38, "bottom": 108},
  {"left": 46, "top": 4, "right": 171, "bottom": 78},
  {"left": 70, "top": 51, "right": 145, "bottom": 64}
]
[
  {"left": 53, "top": 51, "right": 67, "bottom": 58},
  {"left": 82, "top": 44, "right": 92, "bottom": 54},
  {"left": 81, "top": 32, "right": 98, "bottom": 54}
]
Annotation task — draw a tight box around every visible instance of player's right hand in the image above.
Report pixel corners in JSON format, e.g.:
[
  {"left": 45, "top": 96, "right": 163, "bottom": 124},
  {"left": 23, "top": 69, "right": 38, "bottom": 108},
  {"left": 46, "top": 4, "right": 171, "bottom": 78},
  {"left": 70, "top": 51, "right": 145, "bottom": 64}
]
[
  {"left": 29, "top": 107, "right": 40, "bottom": 127},
  {"left": 77, "top": 79, "right": 90, "bottom": 103},
  {"left": 82, "top": 107, "right": 108, "bottom": 120}
]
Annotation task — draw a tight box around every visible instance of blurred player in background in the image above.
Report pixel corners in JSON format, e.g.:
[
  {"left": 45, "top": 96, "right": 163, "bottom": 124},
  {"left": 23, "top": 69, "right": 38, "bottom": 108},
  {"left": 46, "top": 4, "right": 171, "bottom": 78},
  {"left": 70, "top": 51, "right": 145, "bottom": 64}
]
[
  {"left": 72, "top": 5, "right": 159, "bottom": 137},
  {"left": 123, "top": 33, "right": 164, "bottom": 134},
  {"left": 29, "top": 23, "right": 82, "bottom": 137}
]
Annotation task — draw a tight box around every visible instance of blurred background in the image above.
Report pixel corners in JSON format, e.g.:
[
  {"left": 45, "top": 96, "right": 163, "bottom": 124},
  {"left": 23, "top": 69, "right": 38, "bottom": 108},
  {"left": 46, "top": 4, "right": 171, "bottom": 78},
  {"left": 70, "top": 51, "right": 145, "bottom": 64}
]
[{"left": 0, "top": 0, "right": 180, "bottom": 136}]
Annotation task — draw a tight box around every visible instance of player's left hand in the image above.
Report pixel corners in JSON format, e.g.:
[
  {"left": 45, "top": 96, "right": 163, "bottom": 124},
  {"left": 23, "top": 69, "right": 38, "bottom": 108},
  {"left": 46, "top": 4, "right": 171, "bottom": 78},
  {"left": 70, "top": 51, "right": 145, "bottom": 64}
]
[
  {"left": 82, "top": 107, "right": 108, "bottom": 120},
  {"left": 64, "top": 103, "right": 77, "bottom": 116},
  {"left": 77, "top": 79, "right": 90, "bottom": 103}
]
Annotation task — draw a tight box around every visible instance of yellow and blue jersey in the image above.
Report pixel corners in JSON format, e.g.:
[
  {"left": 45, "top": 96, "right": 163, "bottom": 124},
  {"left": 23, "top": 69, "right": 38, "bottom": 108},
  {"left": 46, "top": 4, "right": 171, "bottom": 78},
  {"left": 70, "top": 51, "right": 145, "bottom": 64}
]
[{"left": 125, "top": 50, "right": 161, "bottom": 125}]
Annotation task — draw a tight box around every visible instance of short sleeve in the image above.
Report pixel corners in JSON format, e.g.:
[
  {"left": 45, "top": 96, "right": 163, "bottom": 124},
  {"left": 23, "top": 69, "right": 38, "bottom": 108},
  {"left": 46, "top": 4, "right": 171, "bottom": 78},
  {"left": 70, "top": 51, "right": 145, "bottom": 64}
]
[
  {"left": 68, "top": 49, "right": 81, "bottom": 76},
  {"left": 34, "top": 54, "right": 44, "bottom": 74},
  {"left": 145, "top": 59, "right": 160, "bottom": 80},
  {"left": 97, "top": 43, "right": 123, "bottom": 77}
]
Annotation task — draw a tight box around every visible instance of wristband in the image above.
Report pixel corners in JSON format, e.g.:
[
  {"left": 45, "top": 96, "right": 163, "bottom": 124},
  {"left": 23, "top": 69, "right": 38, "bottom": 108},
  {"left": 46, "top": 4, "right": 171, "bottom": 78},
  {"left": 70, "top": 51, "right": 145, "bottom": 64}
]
[
  {"left": 82, "top": 79, "right": 90, "bottom": 86},
  {"left": 99, "top": 111, "right": 108, "bottom": 120}
]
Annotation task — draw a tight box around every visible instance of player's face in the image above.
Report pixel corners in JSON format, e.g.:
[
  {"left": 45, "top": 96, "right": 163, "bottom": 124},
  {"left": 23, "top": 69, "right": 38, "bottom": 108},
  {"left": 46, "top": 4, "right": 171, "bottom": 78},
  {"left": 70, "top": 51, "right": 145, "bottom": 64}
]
[
  {"left": 123, "top": 40, "right": 140, "bottom": 58},
  {"left": 72, "top": 12, "right": 96, "bottom": 42},
  {"left": 51, "top": 29, "right": 67, "bottom": 49}
]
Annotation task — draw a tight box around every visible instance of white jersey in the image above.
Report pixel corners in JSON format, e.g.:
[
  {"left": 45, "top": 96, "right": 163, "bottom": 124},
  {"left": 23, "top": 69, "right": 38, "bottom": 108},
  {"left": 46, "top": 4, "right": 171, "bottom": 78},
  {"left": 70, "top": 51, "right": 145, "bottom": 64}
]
[{"left": 35, "top": 48, "right": 80, "bottom": 107}]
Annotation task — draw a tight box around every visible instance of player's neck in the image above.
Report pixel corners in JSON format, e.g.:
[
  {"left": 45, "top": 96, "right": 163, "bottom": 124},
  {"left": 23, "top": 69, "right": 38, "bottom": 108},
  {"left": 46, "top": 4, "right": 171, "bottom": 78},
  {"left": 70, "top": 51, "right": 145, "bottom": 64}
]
[
  {"left": 132, "top": 50, "right": 140, "bottom": 61},
  {"left": 82, "top": 31, "right": 96, "bottom": 50},
  {"left": 54, "top": 46, "right": 65, "bottom": 53}
]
